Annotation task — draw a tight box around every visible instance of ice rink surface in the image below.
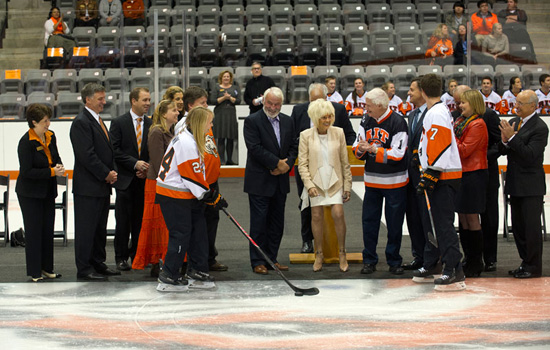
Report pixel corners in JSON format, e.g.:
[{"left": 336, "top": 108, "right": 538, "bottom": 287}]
[{"left": 1, "top": 278, "right": 549, "bottom": 349}]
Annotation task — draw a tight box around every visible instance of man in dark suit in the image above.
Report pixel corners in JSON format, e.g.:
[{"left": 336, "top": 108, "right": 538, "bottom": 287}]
[
  {"left": 290, "top": 83, "right": 356, "bottom": 253},
  {"left": 499, "top": 90, "right": 548, "bottom": 279},
  {"left": 243, "top": 62, "right": 276, "bottom": 114},
  {"left": 70, "top": 83, "right": 120, "bottom": 281},
  {"left": 402, "top": 78, "right": 427, "bottom": 271},
  {"left": 109, "top": 87, "right": 151, "bottom": 271},
  {"left": 453, "top": 85, "right": 501, "bottom": 272},
  {"left": 244, "top": 87, "right": 298, "bottom": 275}
]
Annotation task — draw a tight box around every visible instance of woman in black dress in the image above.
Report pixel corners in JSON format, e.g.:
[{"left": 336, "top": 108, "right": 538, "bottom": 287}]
[{"left": 211, "top": 70, "right": 240, "bottom": 165}]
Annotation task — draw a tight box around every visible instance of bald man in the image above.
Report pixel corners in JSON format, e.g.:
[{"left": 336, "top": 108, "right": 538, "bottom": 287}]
[{"left": 499, "top": 90, "right": 548, "bottom": 278}]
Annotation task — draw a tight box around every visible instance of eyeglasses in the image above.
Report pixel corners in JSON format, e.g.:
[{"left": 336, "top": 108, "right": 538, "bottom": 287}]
[
  {"left": 252, "top": 67, "right": 261, "bottom": 70},
  {"left": 516, "top": 101, "right": 535, "bottom": 107}
]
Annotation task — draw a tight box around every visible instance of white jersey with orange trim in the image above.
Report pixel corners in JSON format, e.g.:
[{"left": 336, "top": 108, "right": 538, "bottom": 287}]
[
  {"left": 327, "top": 91, "right": 344, "bottom": 104},
  {"left": 480, "top": 90, "right": 502, "bottom": 113},
  {"left": 536, "top": 89, "right": 550, "bottom": 114},
  {"left": 499, "top": 90, "right": 519, "bottom": 115},
  {"left": 352, "top": 109, "right": 409, "bottom": 189},
  {"left": 398, "top": 95, "right": 414, "bottom": 116},
  {"left": 156, "top": 128, "right": 209, "bottom": 200},
  {"left": 345, "top": 91, "right": 367, "bottom": 116},
  {"left": 418, "top": 101, "right": 462, "bottom": 181},
  {"left": 440, "top": 92, "right": 456, "bottom": 112},
  {"left": 388, "top": 95, "right": 404, "bottom": 113}
]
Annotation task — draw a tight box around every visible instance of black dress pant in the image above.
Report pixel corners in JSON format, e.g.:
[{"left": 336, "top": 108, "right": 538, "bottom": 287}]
[
  {"left": 205, "top": 181, "right": 220, "bottom": 266},
  {"left": 510, "top": 195, "right": 543, "bottom": 275},
  {"left": 18, "top": 193, "right": 55, "bottom": 278},
  {"left": 294, "top": 165, "right": 313, "bottom": 243},
  {"left": 248, "top": 190, "right": 287, "bottom": 268},
  {"left": 74, "top": 194, "right": 110, "bottom": 276},
  {"left": 114, "top": 176, "right": 145, "bottom": 263},
  {"left": 405, "top": 167, "right": 426, "bottom": 264},
  {"left": 480, "top": 163, "right": 499, "bottom": 264}
]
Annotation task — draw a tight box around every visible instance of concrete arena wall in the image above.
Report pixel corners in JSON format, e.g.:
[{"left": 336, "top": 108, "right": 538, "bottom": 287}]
[{"left": 1, "top": 105, "right": 549, "bottom": 177}]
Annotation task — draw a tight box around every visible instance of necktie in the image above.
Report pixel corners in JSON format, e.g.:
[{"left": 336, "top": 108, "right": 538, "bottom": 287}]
[
  {"left": 99, "top": 116, "right": 109, "bottom": 140},
  {"left": 517, "top": 119, "right": 523, "bottom": 131},
  {"left": 136, "top": 117, "right": 142, "bottom": 155},
  {"left": 410, "top": 109, "right": 420, "bottom": 133},
  {"left": 269, "top": 117, "right": 281, "bottom": 147}
]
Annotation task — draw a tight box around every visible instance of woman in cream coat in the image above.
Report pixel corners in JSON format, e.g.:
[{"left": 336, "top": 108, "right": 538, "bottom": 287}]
[{"left": 298, "top": 99, "right": 352, "bottom": 272}]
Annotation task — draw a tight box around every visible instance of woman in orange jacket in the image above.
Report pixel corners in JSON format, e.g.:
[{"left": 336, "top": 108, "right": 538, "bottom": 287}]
[{"left": 425, "top": 24, "right": 454, "bottom": 66}]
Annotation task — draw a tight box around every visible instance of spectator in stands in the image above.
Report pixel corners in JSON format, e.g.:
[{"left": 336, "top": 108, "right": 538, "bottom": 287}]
[
  {"left": 345, "top": 78, "right": 367, "bottom": 117},
  {"left": 536, "top": 74, "right": 550, "bottom": 115},
  {"left": 497, "top": 0, "right": 536, "bottom": 60},
  {"left": 99, "top": 0, "right": 122, "bottom": 27},
  {"left": 445, "top": 1, "right": 467, "bottom": 39},
  {"left": 75, "top": 0, "right": 99, "bottom": 28},
  {"left": 44, "top": 7, "right": 75, "bottom": 55},
  {"left": 425, "top": 24, "right": 454, "bottom": 66},
  {"left": 325, "top": 76, "right": 343, "bottom": 104},
  {"left": 471, "top": 0, "right": 499, "bottom": 46},
  {"left": 297, "top": 99, "right": 352, "bottom": 272},
  {"left": 132, "top": 100, "right": 178, "bottom": 277},
  {"left": 163, "top": 86, "right": 185, "bottom": 121},
  {"left": 482, "top": 23, "right": 509, "bottom": 66},
  {"left": 454, "top": 90, "right": 489, "bottom": 278},
  {"left": 500, "top": 76, "right": 523, "bottom": 114},
  {"left": 244, "top": 62, "right": 276, "bottom": 114},
  {"left": 441, "top": 79, "right": 458, "bottom": 112},
  {"left": 122, "top": 0, "right": 145, "bottom": 27},
  {"left": 16, "top": 104, "right": 65, "bottom": 282},
  {"left": 211, "top": 70, "right": 240, "bottom": 166},
  {"left": 453, "top": 24, "right": 468, "bottom": 65},
  {"left": 480, "top": 76, "right": 502, "bottom": 111},
  {"left": 381, "top": 81, "right": 403, "bottom": 113}
]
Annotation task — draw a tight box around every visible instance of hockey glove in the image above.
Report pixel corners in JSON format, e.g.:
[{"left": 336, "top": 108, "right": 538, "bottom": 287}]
[
  {"left": 202, "top": 188, "right": 228, "bottom": 210},
  {"left": 416, "top": 168, "right": 440, "bottom": 195},
  {"left": 411, "top": 149, "right": 420, "bottom": 168}
]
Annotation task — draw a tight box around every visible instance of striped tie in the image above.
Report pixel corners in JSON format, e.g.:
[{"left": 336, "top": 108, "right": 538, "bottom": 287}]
[{"left": 136, "top": 117, "right": 142, "bottom": 155}]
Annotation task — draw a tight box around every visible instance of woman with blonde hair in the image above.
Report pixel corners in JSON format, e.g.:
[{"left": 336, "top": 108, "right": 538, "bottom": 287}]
[
  {"left": 425, "top": 23, "right": 454, "bottom": 65},
  {"left": 211, "top": 70, "right": 240, "bottom": 165},
  {"left": 454, "top": 90, "right": 488, "bottom": 278},
  {"left": 163, "top": 86, "right": 184, "bottom": 120},
  {"left": 298, "top": 99, "right": 352, "bottom": 272},
  {"left": 132, "top": 100, "right": 179, "bottom": 276},
  {"left": 155, "top": 106, "right": 227, "bottom": 292}
]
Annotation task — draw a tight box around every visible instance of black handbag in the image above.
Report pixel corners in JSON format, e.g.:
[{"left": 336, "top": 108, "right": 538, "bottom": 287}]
[{"left": 10, "top": 228, "right": 25, "bottom": 247}]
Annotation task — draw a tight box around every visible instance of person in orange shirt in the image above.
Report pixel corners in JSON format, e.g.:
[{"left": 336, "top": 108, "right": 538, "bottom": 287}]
[
  {"left": 122, "top": 0, "right": 145, "bottom": 26},
  {"left": 471, "top": 0, "right": 499, "bottom": 45},
  {"left": 425, "top": 24, "right": 454, "bottom": 66}
]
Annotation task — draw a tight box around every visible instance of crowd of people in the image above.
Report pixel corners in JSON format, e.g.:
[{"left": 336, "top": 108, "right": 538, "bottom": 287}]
[{"left": 13, "top": 59, "right": 548, "bottom": 293}]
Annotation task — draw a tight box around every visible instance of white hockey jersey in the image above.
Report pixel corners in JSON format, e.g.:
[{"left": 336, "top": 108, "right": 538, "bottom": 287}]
[
  {"left": 480, "top": 90, "right": 502, "bottom": 113},
  {"left": 327, "top": 91, "right": 344, "bottom": 104},
  {"left": 156, "top": 128, "right": 209, "bottom": 200},
  {"left": 440, "top": 92, "right": 457, "bottom": 112},
  {"left": 345, "top": 91, "right": 367, "bottom": 116},
  {"left": 388, "top": 95, "right": 404, "bottom": 113},
  {"left": 499, "top": 90, "right": 519, "bottom": 115},
  {"left": 536, "top": 89, "right": 550, "bottom": 114},
  {"left": 418, "top": 101, "right": 462, "bottom": 181}
]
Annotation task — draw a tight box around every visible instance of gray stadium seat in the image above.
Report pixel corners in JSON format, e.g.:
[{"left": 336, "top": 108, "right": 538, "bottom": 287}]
[
  {"left": 171, "top": 5, "right": 196, "bottom": 27},
  {"left": 312, "top": 65, "right": 339, "bottom": 84},
  {"left": 262, "top": 66, "right": 288, "bottom": 99},
  {"left": 159, "top": 67, "right": 181, "bottom": 91},
  {"left": 220, "top": 24, "right": 246, "bottom": 65},
  {"left": 288, "top": 66, "right": 313, "bottom": 104},
  {"left": 370, "top": 23, "right": 395, "bottom": 45},
  {"left": 25, "top": 69, "right": 51, "bottom": 94},
  {"left": 271, "top": 24, "right": 296, "bottom": 66},
  {"left": 0, "top": 93, "right": 25, "bottom": 119},
  {"left": 72, "top": 26, "right": 96, "bottom": 48},
  {"left": 342, "top": 3, "right": 365, "bottom": 24},
  {"left": 417, "top": 3, "right": 442, "bottom": 23},
  {"left": 221, "top": 4, "right": 245, "bottom": 25},
  {"left": 495, "top": 64, "right": 521, "bottom": 93},
  {"left": 294, "top": 4, "right": 318, "bottom": 25},
  {"left": 51, "top": 69, "right": 78, "bottom": 94},
  {"left": 270, "top": 4, "right": 294, "bottom": 25},
  {"left": 103, "top": 92, "right": 119, "bottom": 120},
  {"left": 296, "top": 23, "right": 321, "bottom": 66},
  {"left": 0, "top": 69, "right": 24, "bottom": 94},
  {"left": 470, "top": 65, "right": 495, "bottom": 90},
  {"left": 78, "top": 68, "right": 104, "bottom": 91},
  {"left": 147, "top": 6, "right": 172, "bottom": 26},
  {"left": 197, "top": 5, "right": 221, "bottom": 26},
  {"left": 55, "top": 92, "right": 83, "bottom": 119},
  {"left": 417, "top": 65, "right": 443, "bottom": 77},
  {"left": 393, "top": 3, "right": 417, "bottom": 24},
  {"left": 522, "top": 65, "right": 549, "bottom": 90},
  {"left": 196, "top": 24, "right": 221, "bottom": 67},
  {"left": 319, "top": 3, "right": 342, "bottom": 24},
  {"left": 365, "top": 65, "right": 391, "bottom": 91},
  {"left": 130, "top": 68, "right": 155, "bottom": 92},
  {"left": 188, "top": 67, "right": 209, "bottom": 91},
  {"left": 395, "top": 23, "right": 421, "bottom": 46},
  {"left": 392, "top": 64, "right": 417, "bottom": 98},
  {"left": 443, "top": 65, "right": 469, "bottom": 86},
  {"left": 104, "top": 68, "right": 129, "bottom": 92},
  {"left": 234, "top": 66, "right": 252, "bottom": 100},
  {"left": 320, "top": 23, "right": 347, "bottom": 65},
  {"left": 245, "top": 4, "right": 269, "bottom": 25},
  {"left": 366, "top": 3, "right": 391, "bottom": 23},
  {"left": 96, "top": 26, "right": 121, "bottom": 48},
  {"left": 246, "top": 24, "right": 270, "bottom": 65}
]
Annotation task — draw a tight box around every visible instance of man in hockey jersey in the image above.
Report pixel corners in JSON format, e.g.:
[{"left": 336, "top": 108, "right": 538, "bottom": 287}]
[
  {"left": 535, "top": 74, "right": 550, "bottom": 115},
  {"left": 325, "top": 76, "right": 344, "bottom": 104},
  {"left": 413, "top": 74, "right": 465, "bottom": 291},
  {"left": 353, "top": 88, "right": 408, "bottom": 276},
  {"left": 480, "top": 76, "right": 502, "bottom": 112},
  {"left": 440, "top": 79, "right": 458, "bottom": 112}
]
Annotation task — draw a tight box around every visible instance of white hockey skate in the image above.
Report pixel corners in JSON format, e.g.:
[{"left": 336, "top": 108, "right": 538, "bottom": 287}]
[
  {"left": 412, "top": 265, "right": 442, "bottom": 283},
  {"left": 185, "top": 269, "right": 216, "bottom": 289},
  {"left": 434, "top": 270, "right": 466, "bottom": 292}
]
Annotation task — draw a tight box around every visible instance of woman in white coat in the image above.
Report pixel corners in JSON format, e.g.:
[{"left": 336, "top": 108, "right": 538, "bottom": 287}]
[{"left": 298, "top": 99, "right": 352, "bottom": 272}]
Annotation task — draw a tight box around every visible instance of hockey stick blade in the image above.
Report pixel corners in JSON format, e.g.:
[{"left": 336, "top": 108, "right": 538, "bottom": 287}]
[{"left": 222, "top": 208, "right": 319, "bottom": 297}]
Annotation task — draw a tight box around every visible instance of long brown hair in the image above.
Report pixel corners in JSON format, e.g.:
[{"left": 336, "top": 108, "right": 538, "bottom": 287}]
[{"left": 150, "top": 99, "right": 176, "bottom": 135}]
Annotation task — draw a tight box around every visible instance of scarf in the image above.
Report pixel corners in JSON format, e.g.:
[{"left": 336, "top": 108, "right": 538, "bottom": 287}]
[
  {"left": 454, "top": 114, "right": 479, "bottom": 139},
  {"left": 51, "top": 17, "right": 63, "bottom": 35}
]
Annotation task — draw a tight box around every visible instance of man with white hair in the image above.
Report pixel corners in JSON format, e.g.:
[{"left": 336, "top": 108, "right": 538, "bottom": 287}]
[
  {"left": 352, "top": 88, "right": 409, "bottom": 276},
  {"left": 244, "top": 87, "right": 298, "bottom": 275}
]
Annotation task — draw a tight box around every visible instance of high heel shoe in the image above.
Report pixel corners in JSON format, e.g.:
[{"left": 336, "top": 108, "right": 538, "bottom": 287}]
[
  {"left": 31, "top": 276, "right": 44, "bottom": 282},
  {"left": 339, "top": 249, "right": 349, "bottom": 272},
  {"left": 42, "top": 270, "right": 62, "bottom": 279},
  {"left": 313, "top": 251, "right": 323, "bottom": 272}
]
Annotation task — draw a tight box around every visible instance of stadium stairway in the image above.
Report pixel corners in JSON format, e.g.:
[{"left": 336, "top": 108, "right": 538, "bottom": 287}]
[{"left": 526, "top": 0, "right": 550, "bottom": 66}]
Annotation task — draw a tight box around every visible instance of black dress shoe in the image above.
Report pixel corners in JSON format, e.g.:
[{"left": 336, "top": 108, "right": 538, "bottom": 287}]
[
  {"left": 389, "top": 266, "right": 404, "bottom": 275},
  {"left": 97, "top": 267, "right": 121, "bottom": 276},
  {"left": 77, "top": 272, "right": 107, "bottom": 281},
  {"left": 508, "top": 266, "right": 524, "bottom": 276},
  {"left": 484, "top": 262, "right": 497, "bottom": 272},
  {"left": 361, "top": 264, "right": 376, "bottom": 274},
  {"left": 514, "top": 271, "right": 541, "bottom": 279},
  {"left": 116, "top": 260, "right": 131, "bottom": 271},
  {"left": 301, "top": 241, "right": 313, "bottom": 253},
  {"left": 402, "top": 259, "right": 422, "bottom": 270}
]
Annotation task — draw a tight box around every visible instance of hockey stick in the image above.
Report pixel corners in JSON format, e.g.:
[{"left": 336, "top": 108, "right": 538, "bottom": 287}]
[
  {"left": 221, "top": 208, "right": 319, "bottom": 297},
  {"left": 418, "top": 165, "right": 439, "bottom": 248}
]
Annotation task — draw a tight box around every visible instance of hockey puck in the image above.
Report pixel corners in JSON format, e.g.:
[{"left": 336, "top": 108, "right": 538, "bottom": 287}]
[{"left": 294, "top": 291, "right": 304, "bottom": 297}]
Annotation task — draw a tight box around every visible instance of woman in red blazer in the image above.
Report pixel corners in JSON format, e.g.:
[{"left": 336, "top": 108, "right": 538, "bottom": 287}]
[
  {"left": 454, "top": 90, "right": 488, "bottom": 278},
  {"left": 16, "top": 104, "right": 65, "bottom": 282}
]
